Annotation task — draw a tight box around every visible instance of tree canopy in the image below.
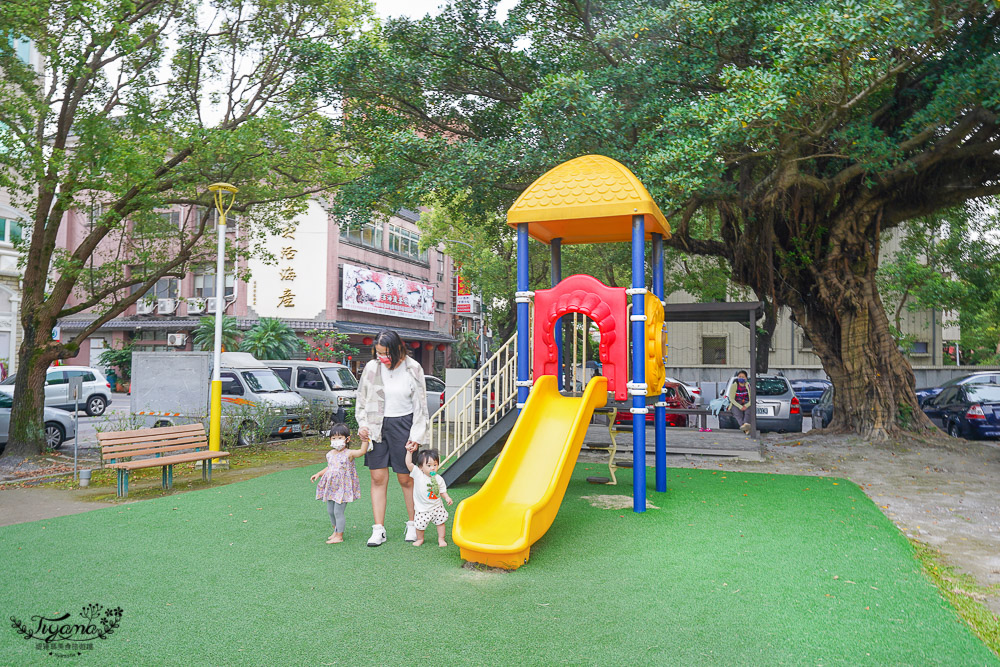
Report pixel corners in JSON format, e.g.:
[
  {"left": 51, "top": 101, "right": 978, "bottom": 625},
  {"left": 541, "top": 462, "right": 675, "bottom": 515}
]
[
  {"left": 0, "top": 0, "right": 369, "bottom": 461},
  {"left": 309, "top": 0, "right": 1000, "bottom": 439}
]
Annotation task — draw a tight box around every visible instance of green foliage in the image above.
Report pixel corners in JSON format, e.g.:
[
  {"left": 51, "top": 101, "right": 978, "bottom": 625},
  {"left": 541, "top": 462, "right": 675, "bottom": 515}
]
[
  {"left": 0, "top": 0, "right": 369, "bottom": 457},
  {"left": 303, "top": 329, "right": 358, "bottom": 363},
  {"left": 192, "top": 316, "right": 240, "bottom": 353},
  {"left": 240, "top": 318, "right": 303, "bottom": 360},
  {"left": 306, "top": 0, "right": 1000, "bottom": 433},
  {"left": 452, "top": 330, "right": 479, "bottom": 369},
  {"left": 97, "top": 342, "right": 135, "bottom": 381},
  {"left": 879, "top": 202, "right": 1000, "bottom": 365}
]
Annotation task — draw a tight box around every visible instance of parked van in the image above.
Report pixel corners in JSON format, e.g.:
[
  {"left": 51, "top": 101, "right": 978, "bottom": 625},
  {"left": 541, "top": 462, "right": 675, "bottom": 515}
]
[
  {"left": 131, "top": 351, "right": 308, "bottom": 446},
  {"left": 262, "top": 360, "right": 358, "bottom": 423}
]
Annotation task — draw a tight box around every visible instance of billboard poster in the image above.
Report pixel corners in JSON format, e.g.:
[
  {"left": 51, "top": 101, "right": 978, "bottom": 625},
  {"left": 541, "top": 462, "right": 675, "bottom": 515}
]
[{"left": 341, "top": 263, "right": 435, "bottom": 322}]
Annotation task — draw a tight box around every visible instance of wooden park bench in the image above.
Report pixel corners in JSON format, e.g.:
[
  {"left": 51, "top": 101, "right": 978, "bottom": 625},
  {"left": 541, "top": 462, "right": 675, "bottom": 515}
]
[{"left": 98, "top": 423, "right": 229, "bottom": 498}]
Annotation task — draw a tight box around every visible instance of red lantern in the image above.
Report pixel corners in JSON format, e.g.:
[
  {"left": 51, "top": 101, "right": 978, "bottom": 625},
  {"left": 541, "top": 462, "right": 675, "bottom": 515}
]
[
  {"left": 437, "top": 344, "right": 446, "bottom": 352},
  {"left": 424, "top": 343, "right": 434, "bottom": 350},
  {"left": 362, "top": 337, "right": 373, "bottom": 346},
  {"left": 410, "top": 341, "right": 420, "bottom": 349}
]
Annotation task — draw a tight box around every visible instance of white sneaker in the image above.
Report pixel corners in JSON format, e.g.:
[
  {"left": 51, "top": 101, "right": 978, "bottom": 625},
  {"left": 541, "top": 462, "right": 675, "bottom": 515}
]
[
  {"left": 404, "top": 521, "right": 417, "bottom": 542},
  {"left": 367, "top": 524, "right": 386, "bottom": 547}
]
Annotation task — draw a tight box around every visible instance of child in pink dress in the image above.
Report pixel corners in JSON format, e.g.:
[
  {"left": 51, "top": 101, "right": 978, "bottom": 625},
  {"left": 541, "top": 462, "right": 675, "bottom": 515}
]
[{"left": 311, "top": 423, "right": 364, "bottom": 544}]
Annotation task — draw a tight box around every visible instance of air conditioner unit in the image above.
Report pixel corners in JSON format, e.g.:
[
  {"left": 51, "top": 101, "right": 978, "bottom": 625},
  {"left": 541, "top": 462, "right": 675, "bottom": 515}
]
[
  {"left": 157, "top": 298, "right": 178, "bottom": 314},
  {"left": 135, "top": 299, "right": 154, "bottom": 315},
  {"left": 187, "top": 298, "right": 206, "bottom": 315},
  {"left": 205, "top": 297, "right": 218, "bottom": 313},
  {"left": 167, "top": 333, "right": 188, "bottom": 347}
]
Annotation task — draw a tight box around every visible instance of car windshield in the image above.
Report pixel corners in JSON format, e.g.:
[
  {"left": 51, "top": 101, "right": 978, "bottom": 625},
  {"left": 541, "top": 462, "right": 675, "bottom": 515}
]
[
  {"left": 966, "top": 385, "right": 1000, "bottom": 403},
  {"left": 241, "top": 370, "right": 289, "bottom": 393},
  {"left": 756, "top": 378, "right": 789, "bottom": 397},
  {"left": 0, "top": 373, "right": 15, "bottom": 385},
  {"left": 322, "top": 367, "right": 358, "bottom": 389}
]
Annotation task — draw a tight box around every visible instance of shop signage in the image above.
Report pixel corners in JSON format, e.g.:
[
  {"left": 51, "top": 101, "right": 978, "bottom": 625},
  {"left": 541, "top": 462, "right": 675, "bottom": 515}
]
[{"left": 341, "top": 263, "right": 434, "bottom": 322}]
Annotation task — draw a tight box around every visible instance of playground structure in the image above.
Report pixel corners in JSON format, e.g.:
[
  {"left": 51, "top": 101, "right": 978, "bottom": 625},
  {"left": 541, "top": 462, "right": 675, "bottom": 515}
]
[{"left": 452, "top": 155, "right": 672, "bottom": 569}]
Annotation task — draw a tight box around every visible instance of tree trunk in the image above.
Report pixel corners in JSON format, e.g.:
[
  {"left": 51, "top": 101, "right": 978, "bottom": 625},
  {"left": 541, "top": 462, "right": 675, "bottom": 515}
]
[
  {"left": 790, "top": 220, "right": 935, "bottom": 441},
  {"left": 0, "top": 320, "right": 63, "bottom": 465},
  {"left": 755, "top": 300, "right": 777, "bottom": 374}
]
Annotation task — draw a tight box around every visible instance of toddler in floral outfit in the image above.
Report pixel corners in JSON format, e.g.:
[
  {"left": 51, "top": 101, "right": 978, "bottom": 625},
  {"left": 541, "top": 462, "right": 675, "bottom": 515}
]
[{"left": 311, "top": 423, "right": 364, "bottom": 543}]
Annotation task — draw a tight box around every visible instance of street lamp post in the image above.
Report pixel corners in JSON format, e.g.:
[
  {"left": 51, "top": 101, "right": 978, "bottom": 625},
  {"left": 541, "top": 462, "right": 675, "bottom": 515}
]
[{"left": 207, "top": 182, "right": 238, "bottom": 453}]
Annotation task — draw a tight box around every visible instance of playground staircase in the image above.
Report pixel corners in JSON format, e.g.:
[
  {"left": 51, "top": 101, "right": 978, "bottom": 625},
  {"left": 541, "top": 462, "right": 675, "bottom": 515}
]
[{"left": 433, "top": 334, "right": 519, "bottom": 487}]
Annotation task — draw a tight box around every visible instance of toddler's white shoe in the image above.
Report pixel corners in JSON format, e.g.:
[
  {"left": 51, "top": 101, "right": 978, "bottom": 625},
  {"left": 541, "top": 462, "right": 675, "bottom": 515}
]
[
  {"left": 367, "top": 524, "right": 387, "bottom": 547},
  {"left": 404, "top": 520, "right": 417, "bottom": 542}
]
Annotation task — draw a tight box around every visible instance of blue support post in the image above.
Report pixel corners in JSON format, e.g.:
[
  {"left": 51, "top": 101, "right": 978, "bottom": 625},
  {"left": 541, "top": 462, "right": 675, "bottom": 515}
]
[
  {"left": 517, "top": 223, "right": 530, "bottom": 413},
  {"left": 551, "top": 238, "right": 563, "bottom": 391},
  {"left": 631, "top": 215, "right": 647, "bottom": 513},
  {"left": 652, "top": 233, "right": 667, "bottom": 493}
]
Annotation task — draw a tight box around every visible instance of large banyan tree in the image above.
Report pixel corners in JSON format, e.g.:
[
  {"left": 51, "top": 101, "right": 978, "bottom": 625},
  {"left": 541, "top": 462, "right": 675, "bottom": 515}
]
[{"left": 309, "top": 0, "right": 1000, "bottom": 440}]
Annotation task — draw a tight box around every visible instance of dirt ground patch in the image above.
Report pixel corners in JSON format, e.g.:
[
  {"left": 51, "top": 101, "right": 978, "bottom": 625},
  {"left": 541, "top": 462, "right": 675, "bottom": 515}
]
[{"left": 627, "top": 430, "right": 1000, "bottom": 617}]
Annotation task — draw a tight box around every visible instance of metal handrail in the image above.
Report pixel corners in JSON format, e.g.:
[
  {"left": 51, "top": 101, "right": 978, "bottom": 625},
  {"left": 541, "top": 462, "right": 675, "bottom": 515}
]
[{"left": 433, "top": 332, "right": 520, "bottom": 468}]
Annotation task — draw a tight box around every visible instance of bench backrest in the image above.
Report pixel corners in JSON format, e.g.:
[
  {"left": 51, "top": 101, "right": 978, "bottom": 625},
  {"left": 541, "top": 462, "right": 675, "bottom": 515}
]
[{"left": 98, "top": 423, "right": 209, "bottom": 462}]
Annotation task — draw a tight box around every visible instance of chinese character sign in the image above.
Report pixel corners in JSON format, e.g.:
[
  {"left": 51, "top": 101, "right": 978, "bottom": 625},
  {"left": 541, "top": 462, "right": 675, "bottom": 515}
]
[
  {"left": 456, "top": 271, "right": 472, "bottom": 313},
  {"left": 342, "top": 263, "right": 434, "bottom": 322}
]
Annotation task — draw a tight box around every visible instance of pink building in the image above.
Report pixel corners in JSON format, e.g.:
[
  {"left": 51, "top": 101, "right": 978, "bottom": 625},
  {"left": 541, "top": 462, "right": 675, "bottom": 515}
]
[{"left": 59, "top": 201, "right": 472, "bottom": 379}]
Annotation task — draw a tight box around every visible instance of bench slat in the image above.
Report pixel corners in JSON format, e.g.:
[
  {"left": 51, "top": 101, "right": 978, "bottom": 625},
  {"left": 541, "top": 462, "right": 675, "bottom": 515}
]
[
  {"left": 98, "top": 427, "right": 205, "bottom": 447},
  {"left": 106, "top": 450, "right": 230, "bottom": 471},
  {"left": 102, "top": 441, "right": 210, "bottom": 460},
  {"left": 96, "top": 423, "right": 204, "bottom": 441},
  {"left": 101, "top": 435, "right": 207, "bottom": 456}
]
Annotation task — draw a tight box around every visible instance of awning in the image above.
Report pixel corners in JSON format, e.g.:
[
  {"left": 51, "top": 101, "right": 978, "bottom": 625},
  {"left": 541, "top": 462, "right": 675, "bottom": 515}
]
[{"left": 58, "top": 315, "right": 457, "bottom": 343}]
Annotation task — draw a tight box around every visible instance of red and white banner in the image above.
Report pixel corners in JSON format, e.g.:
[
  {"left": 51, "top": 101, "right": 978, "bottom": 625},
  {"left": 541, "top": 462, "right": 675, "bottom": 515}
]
[
  {"left": 456, "top": 268, "right": 472, "bottom": 313},
  {"left": 341, "top": 263, "right": 435, "bottom": 322}
]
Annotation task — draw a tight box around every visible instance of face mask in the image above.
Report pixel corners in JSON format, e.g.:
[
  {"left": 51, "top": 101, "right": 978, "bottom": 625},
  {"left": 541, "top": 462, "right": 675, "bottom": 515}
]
[
  {"left": 330, "top": 438, "right": 347, "bottom": 450},
  {"left": 378, "top": 355, "right": 391, "bottom": 364},
  {"left": 737, "top": 379, "right": 746, "bottom": 384}
]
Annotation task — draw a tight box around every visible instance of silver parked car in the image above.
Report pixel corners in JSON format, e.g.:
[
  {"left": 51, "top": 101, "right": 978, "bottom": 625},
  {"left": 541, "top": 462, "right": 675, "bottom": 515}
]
[
  {"left": 425, "top": 375, "right": 446, "bottom": 417},
  {"left": 0, "top": 392, "right": 76, "bottom": 450},
  {"left": 719, "top": 374, "right": 803, "bottom": 433},
  {"left": 0, "top": 365, "right": 113, "bottom": 416}
]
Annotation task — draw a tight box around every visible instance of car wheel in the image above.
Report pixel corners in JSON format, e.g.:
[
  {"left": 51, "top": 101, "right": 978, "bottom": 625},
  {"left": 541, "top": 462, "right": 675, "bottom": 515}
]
[
  {"left": 237, "top": 421, "right": 258, "bottom": 447},
  {"left": 44, "top": 422, "right": 66, "bottom": 449},
  {"left": 85, "top": 395, "right": 107, "bottom": 417},
  {"left": 948, "top": 422, "right": 962, "bottom": 439}
]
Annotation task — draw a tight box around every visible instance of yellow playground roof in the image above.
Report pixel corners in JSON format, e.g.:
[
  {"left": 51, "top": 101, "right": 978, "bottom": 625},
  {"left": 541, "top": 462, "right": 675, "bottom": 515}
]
[{"left": 507, "top": 155, "right": 671, "bottom": 245}]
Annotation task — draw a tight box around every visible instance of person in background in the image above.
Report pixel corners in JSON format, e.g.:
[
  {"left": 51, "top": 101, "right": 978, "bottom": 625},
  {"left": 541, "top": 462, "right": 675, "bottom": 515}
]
[{"left": 727, "top": 370, "right": 753, "bottom": 435}]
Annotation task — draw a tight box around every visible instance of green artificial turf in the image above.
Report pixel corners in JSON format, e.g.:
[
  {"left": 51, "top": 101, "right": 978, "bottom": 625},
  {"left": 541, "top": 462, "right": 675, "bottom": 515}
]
[{"left": 1, "top": 463, "right": 996, "bottom": 666}]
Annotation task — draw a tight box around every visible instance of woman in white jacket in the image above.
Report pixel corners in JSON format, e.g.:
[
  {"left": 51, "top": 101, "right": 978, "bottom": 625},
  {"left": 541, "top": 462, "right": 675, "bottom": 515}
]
[{"left": 355, "top": 329, "right": 429, "bottom": 546}]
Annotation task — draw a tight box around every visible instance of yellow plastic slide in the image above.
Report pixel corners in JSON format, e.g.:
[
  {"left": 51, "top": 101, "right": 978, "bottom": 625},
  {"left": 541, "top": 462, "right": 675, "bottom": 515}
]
[{"left": 452, "top": 374, "right": 608, "bottom": 569}]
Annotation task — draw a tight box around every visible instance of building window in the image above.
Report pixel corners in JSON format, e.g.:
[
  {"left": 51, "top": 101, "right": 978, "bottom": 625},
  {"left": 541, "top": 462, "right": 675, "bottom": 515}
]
[
  {"left": 193, "top": 269, "right": 235, "bottom": 298},
  {"left": 388, "top": 225, "right": 426, "bottom": 261},
  {"left": 435, "top": 300, "right": 445, "bottom": 313},
  {"left": 159, "top": 211, "right": 181, "bottom": 228},
  {"left": 340, "top": 222, "right": 382, "bottom": 249},
  {"left": 7, "top": 36, "right": 31, "bottom": 65},
  {"left": 151, "top": 277, "right": 178, "bottom": 299},
  {"left": 702, "top": 336, "right": 727, "bottom": 365},
  {"left": 800, "top": 332, "right": 814, "bottom": 352},
  {"left": 0, "top": 217, "right": 22, "bottom": 245},
  {"left": 910, "top": 341, "right": 929, "bottom": 355}
]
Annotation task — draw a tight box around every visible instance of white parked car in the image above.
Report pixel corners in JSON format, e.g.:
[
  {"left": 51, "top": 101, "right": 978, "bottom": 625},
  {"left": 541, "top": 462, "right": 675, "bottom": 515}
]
[
  {"left": 0, "top": 392, "right": 76, "bottom": 450},
  {"left": 0, "top": 366, "right": 113, "bottom": 416}
]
